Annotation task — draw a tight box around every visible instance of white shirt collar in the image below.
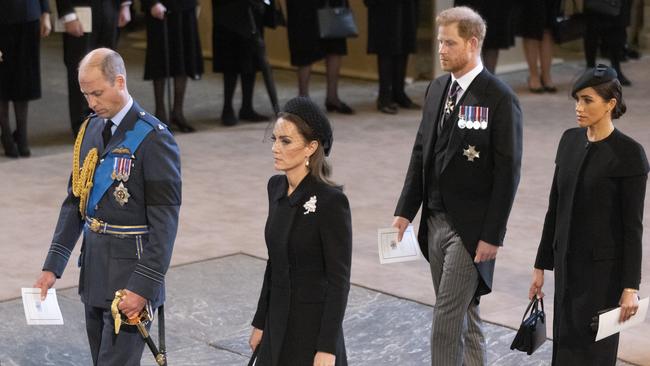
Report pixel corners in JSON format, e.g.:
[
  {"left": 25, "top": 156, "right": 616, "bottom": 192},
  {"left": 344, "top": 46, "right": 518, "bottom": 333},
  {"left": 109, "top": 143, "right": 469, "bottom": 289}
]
[
  {"left": 107, "top": 96, "right": 133, "bottom": 130},
  {"left": 451, "top": 61, "right": 484, "bottom": 92}
]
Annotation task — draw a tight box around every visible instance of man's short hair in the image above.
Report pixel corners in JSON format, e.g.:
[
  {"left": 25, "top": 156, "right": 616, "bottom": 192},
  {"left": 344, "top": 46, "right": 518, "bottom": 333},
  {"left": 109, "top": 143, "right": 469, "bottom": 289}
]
[
  {"left": 436, "top": 6, "right": 486, "bottom": 49},
  {"left": 79, "top": 48, "right": 126, "bottom": 85}
]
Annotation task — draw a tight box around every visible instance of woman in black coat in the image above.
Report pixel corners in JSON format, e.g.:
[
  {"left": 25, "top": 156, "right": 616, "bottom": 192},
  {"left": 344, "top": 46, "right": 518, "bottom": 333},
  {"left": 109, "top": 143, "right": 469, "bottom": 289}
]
[
  {"left": 365, "top": 0, "right": 419, "bottom": 114},
  {"left": 530, "top": 65, "right": 648, "bottom": 365},
  {"left": 212, "top": 0, "right": 268, "bottom": 126},
  {"left": 0, "top": 0, "right": 50, "bottom": 157},
  {"left": 286, "top": 0, "right": 354, "bottom": 114},
  {"left": 143, "top": 0, "right": 203, "bottom": 133},
  {"left": 249, "top": 97, "right": 352, "bottom": 366}
]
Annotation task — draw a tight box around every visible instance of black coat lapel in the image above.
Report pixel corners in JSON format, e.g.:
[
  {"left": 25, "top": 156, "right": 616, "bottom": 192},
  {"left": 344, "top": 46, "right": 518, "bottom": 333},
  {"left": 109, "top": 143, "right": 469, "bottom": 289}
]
[
  {"left": 422, "top": 77, "right": 448, "bottom": 166},
  {"left": 441, "top": 70, "right": 489, "bottom": 173}
]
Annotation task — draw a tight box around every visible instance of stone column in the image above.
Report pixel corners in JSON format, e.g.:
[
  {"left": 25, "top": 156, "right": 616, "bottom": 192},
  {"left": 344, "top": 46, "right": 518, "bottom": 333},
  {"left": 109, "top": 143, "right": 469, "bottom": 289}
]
[{"left": 639, "top": 0, "right": 650, "bottom": 49}]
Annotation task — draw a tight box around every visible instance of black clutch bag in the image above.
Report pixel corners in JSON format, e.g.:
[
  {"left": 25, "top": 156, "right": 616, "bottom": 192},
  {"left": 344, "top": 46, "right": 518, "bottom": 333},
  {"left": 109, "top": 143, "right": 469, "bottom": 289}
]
[
  {"left": 317, "top": 0, "right": 359, "bottom": 39},
  {"left": 551, "top": 0, "right": 586, "bottom": 44},
  {"left": 510, "top": 297, "right": 547, "bottom": 355},
  {"left": 584, "top": 0, "right": 622, "bottom": 16}
]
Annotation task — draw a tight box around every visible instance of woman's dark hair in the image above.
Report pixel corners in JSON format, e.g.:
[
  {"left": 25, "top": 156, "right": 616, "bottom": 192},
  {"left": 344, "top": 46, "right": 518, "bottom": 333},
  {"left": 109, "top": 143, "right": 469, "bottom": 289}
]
[
  {"left": 590, "top": 80, "right": 627, "bottom": 119},
  {"left": 278, "top": 112, "right": 336, "bottom": 187}
]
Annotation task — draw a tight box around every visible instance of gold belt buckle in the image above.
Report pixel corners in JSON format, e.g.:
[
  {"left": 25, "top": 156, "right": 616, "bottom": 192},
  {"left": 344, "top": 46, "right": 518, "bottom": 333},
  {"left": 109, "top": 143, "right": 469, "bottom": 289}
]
[{"left": 89, "top": 218, "right": 102, "bottom": 233}]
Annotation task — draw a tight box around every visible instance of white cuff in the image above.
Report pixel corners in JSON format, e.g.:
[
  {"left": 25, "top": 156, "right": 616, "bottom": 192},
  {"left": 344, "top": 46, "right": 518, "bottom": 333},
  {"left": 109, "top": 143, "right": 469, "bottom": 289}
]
[{"left": 61, "top": 12, "right": 78, "bottom": 23}]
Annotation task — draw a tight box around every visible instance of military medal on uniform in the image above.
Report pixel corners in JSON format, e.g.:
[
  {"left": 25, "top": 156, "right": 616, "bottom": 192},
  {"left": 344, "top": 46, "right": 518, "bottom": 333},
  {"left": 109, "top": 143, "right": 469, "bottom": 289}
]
[
  {"left": 110, "top": 147, "right": 133, "bottom": 206},
  {"left": 480, "top": 107, "right": 489, "bottom": 130},
  {"left": 463, "top": 145, "right": 480, "bottom": 162},
  {"left": 457, "top": 105, "right": 467, "bottom": 129}
]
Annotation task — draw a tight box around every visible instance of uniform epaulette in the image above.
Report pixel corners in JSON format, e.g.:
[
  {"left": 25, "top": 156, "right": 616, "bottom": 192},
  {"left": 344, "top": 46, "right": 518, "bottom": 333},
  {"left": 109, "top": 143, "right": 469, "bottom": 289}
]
[{"left": 136, "top": 110, "right": 169, "bottom": 132}]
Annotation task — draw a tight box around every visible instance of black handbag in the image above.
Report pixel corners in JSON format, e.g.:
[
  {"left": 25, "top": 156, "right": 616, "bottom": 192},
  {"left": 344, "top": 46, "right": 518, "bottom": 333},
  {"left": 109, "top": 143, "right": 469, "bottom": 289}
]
[
  {"left": 584, "top": 0, "right": 622, "bottom": 17},
  {"left": 510, "top": 297, "right": 547, "bottom": 355},
  {"left": 317, "top": 0, "right": 359, "bottom": 39},
  {"left": 551, "top": 0, "right": 586, "bottom": 44}
]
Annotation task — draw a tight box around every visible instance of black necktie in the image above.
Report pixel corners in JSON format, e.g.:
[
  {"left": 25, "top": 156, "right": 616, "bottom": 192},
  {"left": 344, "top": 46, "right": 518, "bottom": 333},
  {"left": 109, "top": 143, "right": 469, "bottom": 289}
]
[
  {"left": 102, "top": 119, "right": 114, "bottom": 147},
  {"left": 441, "top": 81, "right": 460, "bottom": 130}
]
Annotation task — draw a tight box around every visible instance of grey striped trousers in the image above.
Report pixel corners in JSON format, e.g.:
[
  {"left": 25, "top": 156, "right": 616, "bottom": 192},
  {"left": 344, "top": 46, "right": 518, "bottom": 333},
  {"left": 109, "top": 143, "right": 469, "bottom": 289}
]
[{"left": 427, "top": 213, "right": 487, "bottom": 366}]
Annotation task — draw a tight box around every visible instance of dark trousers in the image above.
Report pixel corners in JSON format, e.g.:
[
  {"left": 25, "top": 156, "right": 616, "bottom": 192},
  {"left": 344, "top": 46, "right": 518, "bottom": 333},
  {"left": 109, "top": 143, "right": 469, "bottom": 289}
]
[
  {"left": 63, "top": 0, "right": 119, "bottom": 135},
  {"left": 377, "top": 53, "right": 409, "bottom": 102},
  {"left": 84, "top": 305, "right": 148, "bottom": 366}
]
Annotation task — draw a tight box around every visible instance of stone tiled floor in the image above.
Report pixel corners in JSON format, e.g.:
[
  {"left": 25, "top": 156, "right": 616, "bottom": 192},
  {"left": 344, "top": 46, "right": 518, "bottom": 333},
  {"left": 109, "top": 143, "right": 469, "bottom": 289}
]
[{"left": 2, "top": 254, "right": 634, "bottom": 366}]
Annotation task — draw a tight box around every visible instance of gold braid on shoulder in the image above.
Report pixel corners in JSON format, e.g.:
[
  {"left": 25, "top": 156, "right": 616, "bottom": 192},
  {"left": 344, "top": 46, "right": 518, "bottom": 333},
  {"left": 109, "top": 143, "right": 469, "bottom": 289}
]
[{"left": 72, "top": 118, "right": 99, "bottom": 218}]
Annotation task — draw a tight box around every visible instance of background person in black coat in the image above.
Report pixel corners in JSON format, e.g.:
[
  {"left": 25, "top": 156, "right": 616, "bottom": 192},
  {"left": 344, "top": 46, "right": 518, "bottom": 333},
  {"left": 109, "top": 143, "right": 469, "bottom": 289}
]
[
  {"left": 364, "top": 0, "right": 420, "bottom": 114},
  {"left": 143, "top": 0, "right": 203, "bottom": 133},
  {"left": 454, "top": 0, "right": 517, "bottom": 73},
  {"left": 249, "top": 97, "right": 352, "bottom": 366},
  {"left": 212, "top": 0, "right": 268, "bottom": 126},
  {"left": 56, "top": 0, "right": 131, "bottom": 135},
  {"left": 583, "top": 0, "right": 633, "bottom": 85},
  {"left": 392, "top": 7, "right": 522, "bottom": 365},
  {"left": 0, "top": 0, "right": 51, "bottom": 157},
  {"left": 286, "top": 0, "right": 354, "bottom": 114},
  {"left": 530, "top": 65, "right": 648, "bottom": 366}
]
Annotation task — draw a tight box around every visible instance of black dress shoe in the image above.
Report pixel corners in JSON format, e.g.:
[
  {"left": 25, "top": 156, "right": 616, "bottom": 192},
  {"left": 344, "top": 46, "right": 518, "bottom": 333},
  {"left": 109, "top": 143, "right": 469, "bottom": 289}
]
[
  {"left": 170, "top": 114, "right": 196, "bottom": 133},
  {"left": 617, "top": 72, "right": 632, "bottom": 86},
  {"left": 13, "top": 130, "right": 30, "bottom": 157},
  {"left": 377, "top": 98, "right": 398, "bottom": 114},
  {"left": 542, "top": 84, "right": 557, "bottom": 93},
  {"left": 239, "top": 109, "right": 269, "bottom": 122},
  {"left": 1, "top": 133, "right": 19, "bottom": 158},
  {"left": 221, "top": 108, "right": 238, "bottom": 126},
  {"left": 394, "top": 95, "right": 421, "bottom": 109},
  {"left": 325, "top": 100, "right": 355, "bottom": 115}
]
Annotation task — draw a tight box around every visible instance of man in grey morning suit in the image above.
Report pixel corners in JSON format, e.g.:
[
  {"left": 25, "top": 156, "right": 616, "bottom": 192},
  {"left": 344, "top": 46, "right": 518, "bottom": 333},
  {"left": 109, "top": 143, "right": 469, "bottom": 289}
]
[
  {"left": 34, "top": 48, "right": 181, "bottom": 365},
  {"left": 392, "top": 7, "right": 522, "bottom": 366}
]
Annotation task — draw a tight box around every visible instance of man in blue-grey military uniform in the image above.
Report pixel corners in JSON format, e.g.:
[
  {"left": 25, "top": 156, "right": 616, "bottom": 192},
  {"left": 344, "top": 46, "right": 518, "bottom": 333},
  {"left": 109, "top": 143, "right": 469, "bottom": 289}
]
[{"left": 34, "top": 48, "right": 181, "bottom": 365}]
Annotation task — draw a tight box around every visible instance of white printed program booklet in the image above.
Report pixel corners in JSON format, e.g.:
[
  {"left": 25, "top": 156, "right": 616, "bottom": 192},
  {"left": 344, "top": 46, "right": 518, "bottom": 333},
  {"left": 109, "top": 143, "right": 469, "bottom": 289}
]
[
  {"left": 595, "top": 297, "right": 648, "bottom": 341},
  {"left": 377, "top": 225, "right": 422, "bottom": 264},
  {"left": 54, "top": 6, "right": 92, "bottom": 33},
  {"left": 22, "top": 288, "right": 64, "bottom": 325}
]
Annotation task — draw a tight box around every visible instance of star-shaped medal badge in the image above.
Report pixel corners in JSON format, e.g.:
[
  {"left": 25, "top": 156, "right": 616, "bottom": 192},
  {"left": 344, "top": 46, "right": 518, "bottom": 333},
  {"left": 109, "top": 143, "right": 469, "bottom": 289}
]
[
  {"left": 463, "top": 145, "right": 480, "bottom": 162},
  {"left": 113, "top": 182, "right": 131, "bottom": 206}
]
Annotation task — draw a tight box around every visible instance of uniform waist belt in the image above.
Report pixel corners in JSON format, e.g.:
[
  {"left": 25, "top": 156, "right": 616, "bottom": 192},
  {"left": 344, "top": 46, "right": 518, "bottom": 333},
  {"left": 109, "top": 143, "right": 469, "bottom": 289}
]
[{"left": 85, "top": 217, "right": 149, "bottom": 235}]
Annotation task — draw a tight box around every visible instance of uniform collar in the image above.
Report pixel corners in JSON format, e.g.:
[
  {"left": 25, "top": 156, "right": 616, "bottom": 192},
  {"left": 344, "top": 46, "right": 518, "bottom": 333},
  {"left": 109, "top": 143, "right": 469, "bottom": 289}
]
[{"left": 106, "top": 96, "right": 133, "bottom": 129}]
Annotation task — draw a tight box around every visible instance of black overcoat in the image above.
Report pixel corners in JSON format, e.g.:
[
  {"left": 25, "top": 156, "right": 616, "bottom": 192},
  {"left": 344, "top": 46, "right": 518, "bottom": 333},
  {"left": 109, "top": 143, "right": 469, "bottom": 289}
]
[
  {"left": 252, "top": 174, "right": 352, "bottom": 366},
  {"left": 535, "top": 128, "right": 648, "bottom": 364},
  {"left": 395, "top": 69, "right": 522, "bottom": 296},
  {"left": 285, "top": 0, "right": 347, "bottom": 66},
  {"left": 455, "top": 0, "right": 517, "bottom": 49},
  {"left": 364, "top": 0, "right": 418, "bottom": 55}
]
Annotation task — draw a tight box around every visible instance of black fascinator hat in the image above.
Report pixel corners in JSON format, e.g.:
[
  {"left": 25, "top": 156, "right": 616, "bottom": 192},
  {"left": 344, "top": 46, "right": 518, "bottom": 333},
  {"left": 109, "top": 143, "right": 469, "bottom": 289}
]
[
  {"left": 571, "top": 64, "right": 618, "bottom": 98},
  {"left": 281, "top": 97, "right": 333, "bottom": 156}
]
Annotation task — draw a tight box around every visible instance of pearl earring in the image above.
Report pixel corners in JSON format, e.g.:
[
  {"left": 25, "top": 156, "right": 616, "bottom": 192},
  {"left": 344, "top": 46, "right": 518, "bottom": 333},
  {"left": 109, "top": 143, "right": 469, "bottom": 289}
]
[{"left": 305, "top": 158, "right": 310, "bottom": 167}]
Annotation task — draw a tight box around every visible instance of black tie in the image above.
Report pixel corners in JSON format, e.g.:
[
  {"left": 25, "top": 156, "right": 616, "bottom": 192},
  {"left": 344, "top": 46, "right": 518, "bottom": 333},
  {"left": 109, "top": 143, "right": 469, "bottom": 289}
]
[
  {"left": 441, "top": 81, "right": 460, "bottom": 130},
  {"left": 102, "top": 119, "right": 114, "bottom": 147}
]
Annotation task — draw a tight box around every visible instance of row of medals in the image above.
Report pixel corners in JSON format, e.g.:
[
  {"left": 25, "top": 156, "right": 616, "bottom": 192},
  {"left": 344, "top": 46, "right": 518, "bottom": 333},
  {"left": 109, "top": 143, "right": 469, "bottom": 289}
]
[
  {"left": 458, "top": 105, "right": 488, "bottom": 130},
  {"left": 112, "top": 156, "right": 132, "bottom": 206}
]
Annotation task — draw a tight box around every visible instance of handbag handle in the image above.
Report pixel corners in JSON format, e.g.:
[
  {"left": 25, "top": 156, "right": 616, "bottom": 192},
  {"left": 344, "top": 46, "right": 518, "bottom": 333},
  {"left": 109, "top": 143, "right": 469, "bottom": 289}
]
[{"left": 521, "top": 297, "right": 545, "bottom": 322}]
